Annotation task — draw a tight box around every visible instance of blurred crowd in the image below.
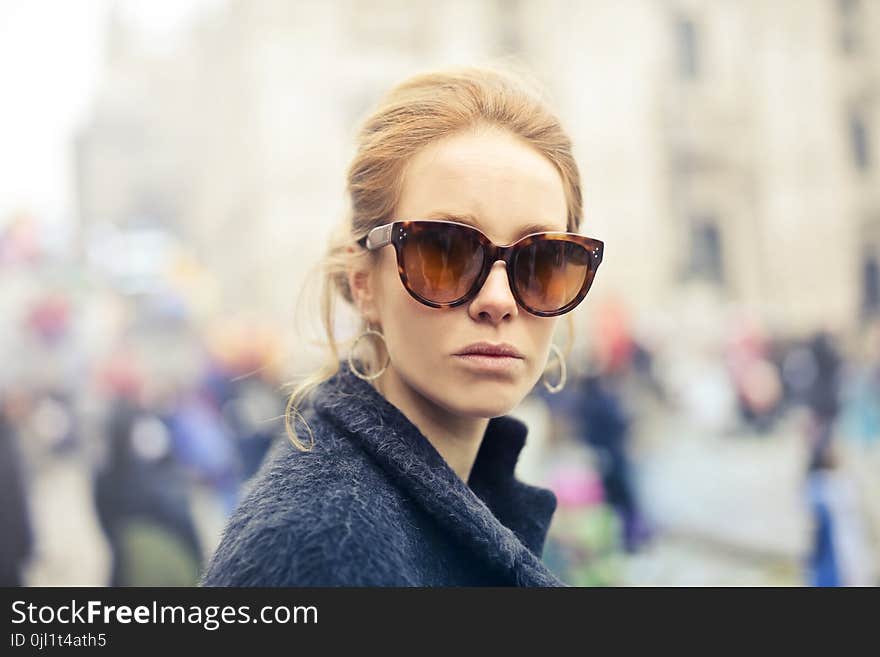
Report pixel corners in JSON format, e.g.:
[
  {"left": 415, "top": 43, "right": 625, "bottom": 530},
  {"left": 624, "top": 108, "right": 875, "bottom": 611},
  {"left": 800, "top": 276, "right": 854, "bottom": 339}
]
[
  {"left": 0, "top": 330, "right": 286, "bottom": 587},
  {"left": 1, "top": 214, "right": 287, "bottom": 586},
  {"left": 528, "top": 300, "right": 880, "bottom": 586}
]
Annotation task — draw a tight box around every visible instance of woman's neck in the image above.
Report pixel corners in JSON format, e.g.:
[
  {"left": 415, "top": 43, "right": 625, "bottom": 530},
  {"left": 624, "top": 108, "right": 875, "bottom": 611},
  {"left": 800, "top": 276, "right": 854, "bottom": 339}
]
[{"left": 373, "top": 366, "right": 488, "bottom": 483}]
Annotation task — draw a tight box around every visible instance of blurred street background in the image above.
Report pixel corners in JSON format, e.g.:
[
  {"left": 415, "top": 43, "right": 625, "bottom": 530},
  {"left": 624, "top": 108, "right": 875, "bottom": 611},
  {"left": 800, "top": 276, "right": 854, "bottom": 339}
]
[{"left": 1, "top": 0, "right": 879, "bottom": 587}]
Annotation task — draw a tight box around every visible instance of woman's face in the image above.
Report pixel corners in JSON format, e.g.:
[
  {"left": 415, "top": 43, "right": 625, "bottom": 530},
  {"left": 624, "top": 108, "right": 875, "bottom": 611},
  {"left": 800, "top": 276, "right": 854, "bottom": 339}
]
[{"left": 358, "top": 127, "right": 568, "bottom": 418}]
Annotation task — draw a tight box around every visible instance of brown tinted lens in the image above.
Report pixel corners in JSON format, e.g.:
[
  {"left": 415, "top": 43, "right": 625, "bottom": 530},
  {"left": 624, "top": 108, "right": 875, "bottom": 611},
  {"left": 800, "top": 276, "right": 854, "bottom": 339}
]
[
  {"left": 513, "top": 238, "right": 591, "bottom": 312},
  {"left": 400, "top": 222, "right": 485, "bottom": 304}
]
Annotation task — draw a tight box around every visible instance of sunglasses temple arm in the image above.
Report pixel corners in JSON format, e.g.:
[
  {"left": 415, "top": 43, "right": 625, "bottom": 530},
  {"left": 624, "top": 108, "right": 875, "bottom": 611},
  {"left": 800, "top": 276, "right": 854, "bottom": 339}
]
[{"left": 365, "top": 223, "right": 394, "bottom": 250}]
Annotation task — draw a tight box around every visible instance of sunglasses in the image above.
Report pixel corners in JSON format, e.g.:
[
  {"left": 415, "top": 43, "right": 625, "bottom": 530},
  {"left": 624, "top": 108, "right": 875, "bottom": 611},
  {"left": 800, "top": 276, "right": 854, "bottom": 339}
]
[{"left": 357, "top": 219, "right": 604, "bottom": 317}]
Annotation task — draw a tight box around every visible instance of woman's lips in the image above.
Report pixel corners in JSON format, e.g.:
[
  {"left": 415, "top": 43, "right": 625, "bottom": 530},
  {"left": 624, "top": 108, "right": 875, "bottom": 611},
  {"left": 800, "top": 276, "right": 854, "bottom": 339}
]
[{"left": 453, "top": 353, "right": 524, "bottom": 374}]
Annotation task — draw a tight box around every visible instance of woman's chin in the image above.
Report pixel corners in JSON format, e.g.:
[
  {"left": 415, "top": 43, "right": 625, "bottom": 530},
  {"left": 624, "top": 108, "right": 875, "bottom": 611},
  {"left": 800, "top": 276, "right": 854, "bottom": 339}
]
[{"left": 446, "top": 388, "right": 526, "bottom": 419}]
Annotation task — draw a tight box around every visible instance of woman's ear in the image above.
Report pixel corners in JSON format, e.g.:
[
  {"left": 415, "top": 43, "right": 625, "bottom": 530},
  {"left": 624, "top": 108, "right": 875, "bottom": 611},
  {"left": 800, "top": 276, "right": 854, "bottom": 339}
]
[{"left": 346, "top": 246, "right": 381, "bottom": 325}]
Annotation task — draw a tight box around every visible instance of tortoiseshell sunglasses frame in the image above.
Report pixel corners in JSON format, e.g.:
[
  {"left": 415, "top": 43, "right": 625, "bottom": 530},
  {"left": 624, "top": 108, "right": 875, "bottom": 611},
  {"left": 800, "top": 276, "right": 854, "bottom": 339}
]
[{"left": 357, "top": 219, "right": 604, "bottom": 317}]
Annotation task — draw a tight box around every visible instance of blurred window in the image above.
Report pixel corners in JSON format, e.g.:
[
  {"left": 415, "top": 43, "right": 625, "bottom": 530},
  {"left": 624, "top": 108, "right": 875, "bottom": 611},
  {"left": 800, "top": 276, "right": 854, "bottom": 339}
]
[
  {"left": 686, "top": 216, "right": 724, "bottom": 284},
  {"left": 495, "top": 0, "right": 523, "bottom": 54},
  {"left": 675, "top": 17, "right": 699, "bottom": 80},
  {"left": 863, "top": 250, "right": 880, "bottom": 318},
  {"left": 837, "top": 0, "right": 863, "bottom": 55},
  {"left": 849, "top": 111, "right": 871, "bottom": 171}
]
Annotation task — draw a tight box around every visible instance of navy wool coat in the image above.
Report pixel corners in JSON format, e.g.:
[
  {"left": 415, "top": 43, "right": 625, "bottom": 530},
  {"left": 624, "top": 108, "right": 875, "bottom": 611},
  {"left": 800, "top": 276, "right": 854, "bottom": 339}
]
[{"left": 200, "top": 361, "right": 566, "bottom": 587}]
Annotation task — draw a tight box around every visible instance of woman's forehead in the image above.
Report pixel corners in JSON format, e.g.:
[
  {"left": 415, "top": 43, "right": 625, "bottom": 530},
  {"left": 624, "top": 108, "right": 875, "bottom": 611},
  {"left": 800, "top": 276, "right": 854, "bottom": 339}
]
[{"left": 397, "top": 131, "right": 568, "bottom": 238}]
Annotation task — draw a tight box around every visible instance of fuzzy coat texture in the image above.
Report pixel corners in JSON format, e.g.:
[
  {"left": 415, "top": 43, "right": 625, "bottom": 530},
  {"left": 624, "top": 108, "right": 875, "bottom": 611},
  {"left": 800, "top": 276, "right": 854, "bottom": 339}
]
[{"left": 200, "top": 361, "right": 566, "bottom": 587}]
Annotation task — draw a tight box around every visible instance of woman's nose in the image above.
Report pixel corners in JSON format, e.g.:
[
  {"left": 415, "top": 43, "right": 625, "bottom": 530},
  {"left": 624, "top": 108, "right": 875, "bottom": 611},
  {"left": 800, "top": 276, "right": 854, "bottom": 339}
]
[{"left": 467, "top": 261, "right": 518, "bottom": 323}]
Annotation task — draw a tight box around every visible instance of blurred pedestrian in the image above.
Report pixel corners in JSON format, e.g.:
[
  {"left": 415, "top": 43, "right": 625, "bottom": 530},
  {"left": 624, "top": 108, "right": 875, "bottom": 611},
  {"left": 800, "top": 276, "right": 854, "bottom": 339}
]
[
  {"left": 0, "top": 403, "right": 34, "bottom": 586},
  {"left": 575, "top": 371, "right": 649, "bottom": 552},
  {"left": 93, "top": 396, "right": 203, "bottom": 586},
  {"left": 804, "top": 332, "right": 843, "bottom": 472},
  {"left": 165, "top": 390, "right": 242, "bottom": 516}
]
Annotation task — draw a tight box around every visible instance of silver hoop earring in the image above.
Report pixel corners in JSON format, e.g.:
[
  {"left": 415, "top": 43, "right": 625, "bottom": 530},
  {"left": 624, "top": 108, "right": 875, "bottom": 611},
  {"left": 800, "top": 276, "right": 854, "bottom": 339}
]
[
  {"left": 542, "top": 343, "right": 567, "bottom": 394},
  {"left": 348, "top": 327, "right": 390, "bottom": 381}
]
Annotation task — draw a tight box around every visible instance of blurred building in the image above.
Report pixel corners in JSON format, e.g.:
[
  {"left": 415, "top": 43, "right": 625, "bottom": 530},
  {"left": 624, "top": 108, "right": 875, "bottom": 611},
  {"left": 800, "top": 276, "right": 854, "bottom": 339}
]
[
  {"left": 537, "top": 0, "right": 880, "bottom": 338},
  {"left": 75, "top": 0, "right": 880, "bottom": 367}
]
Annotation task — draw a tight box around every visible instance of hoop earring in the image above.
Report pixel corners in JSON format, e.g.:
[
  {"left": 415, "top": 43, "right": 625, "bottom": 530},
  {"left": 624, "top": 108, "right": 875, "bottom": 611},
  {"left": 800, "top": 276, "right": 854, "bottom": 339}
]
[
  {"left": 542, "top": 343, "right": 567, "bottom": 394},
  {"left": 348, "top": 327, "right": 390, "bottom": 381}
]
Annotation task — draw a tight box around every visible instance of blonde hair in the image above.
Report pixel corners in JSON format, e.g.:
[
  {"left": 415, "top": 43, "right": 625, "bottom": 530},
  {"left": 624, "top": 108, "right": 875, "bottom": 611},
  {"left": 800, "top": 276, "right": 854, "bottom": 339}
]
[{"left": 284, "top": 63, "right": 584, "bottom": 451}]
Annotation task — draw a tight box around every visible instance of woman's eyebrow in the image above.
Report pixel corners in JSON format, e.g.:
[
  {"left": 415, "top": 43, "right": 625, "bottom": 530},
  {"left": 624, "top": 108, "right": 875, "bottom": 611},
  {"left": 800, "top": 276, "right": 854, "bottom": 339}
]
[{"left": 423, "top": 212, "right": 563, "bottom": 238}]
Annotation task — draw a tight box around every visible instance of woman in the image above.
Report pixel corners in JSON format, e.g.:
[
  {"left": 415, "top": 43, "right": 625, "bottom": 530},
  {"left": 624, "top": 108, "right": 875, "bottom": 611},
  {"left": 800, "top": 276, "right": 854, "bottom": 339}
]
[{"left": 200, "top": 65, "right": 604, "bottom": 587}]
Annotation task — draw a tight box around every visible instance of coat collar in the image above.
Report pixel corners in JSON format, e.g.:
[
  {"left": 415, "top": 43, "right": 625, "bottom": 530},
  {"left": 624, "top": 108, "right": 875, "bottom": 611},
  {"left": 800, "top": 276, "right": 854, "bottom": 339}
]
[{"left": 311, "top": 361, "right": 565, "bottom": 586}]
